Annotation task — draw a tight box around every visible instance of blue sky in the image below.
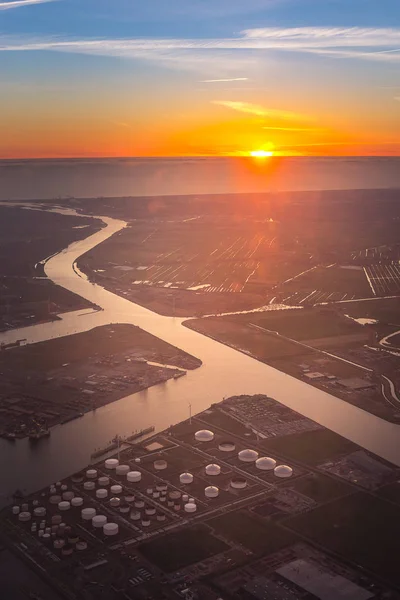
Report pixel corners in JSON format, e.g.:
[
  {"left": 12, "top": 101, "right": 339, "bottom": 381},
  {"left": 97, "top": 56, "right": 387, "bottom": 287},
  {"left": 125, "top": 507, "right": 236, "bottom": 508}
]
[{"left": 1, "top": 0, "right": 400, "bottom": 157}]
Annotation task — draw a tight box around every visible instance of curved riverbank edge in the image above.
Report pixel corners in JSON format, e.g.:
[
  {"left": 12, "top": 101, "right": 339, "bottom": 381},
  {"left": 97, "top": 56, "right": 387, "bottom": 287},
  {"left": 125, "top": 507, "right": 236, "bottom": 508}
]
[{"left": 1, "top": 203, "right": 400, "bottom": 471}]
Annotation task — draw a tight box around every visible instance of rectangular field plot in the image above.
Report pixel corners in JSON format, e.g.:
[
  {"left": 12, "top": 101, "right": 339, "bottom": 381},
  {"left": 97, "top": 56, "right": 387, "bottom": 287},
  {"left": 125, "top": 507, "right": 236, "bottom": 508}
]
[{"left": 364, "top": 264, "right": 400, "bottom": 296}]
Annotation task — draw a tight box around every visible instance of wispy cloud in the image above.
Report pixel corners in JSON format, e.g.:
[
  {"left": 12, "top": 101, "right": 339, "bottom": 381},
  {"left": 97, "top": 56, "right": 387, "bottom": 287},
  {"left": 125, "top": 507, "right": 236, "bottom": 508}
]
[
  {"left": 200, "top": 77, "right": 249, "bottom": 83},
  {"left": 212, "top": 100, "right": 304, "bottom": 120},
  {"left": 2, "top": 27, "right": 400, "bottom": 64},
  {"left": 0, "top": 0, "right": 52, "bottom": 10},
  {"left": 262, "top": 126, "right": 324, "bottom": 132}
]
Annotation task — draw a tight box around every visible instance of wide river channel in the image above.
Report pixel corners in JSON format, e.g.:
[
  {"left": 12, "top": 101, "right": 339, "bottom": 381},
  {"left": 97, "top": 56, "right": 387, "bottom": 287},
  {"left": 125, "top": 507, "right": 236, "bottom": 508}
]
[{"left": 1, "top": 207, "right": 399, "bottom": 504}]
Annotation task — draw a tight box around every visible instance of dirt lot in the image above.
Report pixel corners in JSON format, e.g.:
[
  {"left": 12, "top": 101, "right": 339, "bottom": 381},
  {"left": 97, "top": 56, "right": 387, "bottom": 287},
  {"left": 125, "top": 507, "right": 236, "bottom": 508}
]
[{"left": 0, "top": 324, "right": 200, "bottom": 438}]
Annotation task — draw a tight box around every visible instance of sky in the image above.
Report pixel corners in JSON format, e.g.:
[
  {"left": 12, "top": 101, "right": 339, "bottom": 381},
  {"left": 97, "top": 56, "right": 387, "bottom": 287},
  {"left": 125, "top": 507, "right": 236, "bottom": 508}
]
[{"left": 0, "top": 0, "right": 400, "bottom": 158}]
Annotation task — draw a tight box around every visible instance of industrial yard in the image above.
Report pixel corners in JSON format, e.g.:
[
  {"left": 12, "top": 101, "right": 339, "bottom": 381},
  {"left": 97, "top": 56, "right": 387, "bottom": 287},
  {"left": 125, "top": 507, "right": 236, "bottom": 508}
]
[
  {"left": 2, "top": 393, "right": 400, "bottom": 599},
  {"left": 186, "top": 305, "right": 400, "bottom": 422},
  {"left": 0, "top": 324, "right": 200, "bottom": 440}
]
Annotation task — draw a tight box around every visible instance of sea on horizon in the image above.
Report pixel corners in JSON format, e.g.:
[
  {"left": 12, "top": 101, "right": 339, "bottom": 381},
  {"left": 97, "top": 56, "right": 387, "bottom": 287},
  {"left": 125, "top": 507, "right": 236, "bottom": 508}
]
[{"left": 0, "top": 156, "right": 399, "bottom": 201}]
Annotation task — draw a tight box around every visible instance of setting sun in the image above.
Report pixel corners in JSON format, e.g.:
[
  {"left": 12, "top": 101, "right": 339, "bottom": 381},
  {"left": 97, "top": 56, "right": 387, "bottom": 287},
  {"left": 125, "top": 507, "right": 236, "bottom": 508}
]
[{"left": 250, "top": 150, "right": 274, "bottom": 158}]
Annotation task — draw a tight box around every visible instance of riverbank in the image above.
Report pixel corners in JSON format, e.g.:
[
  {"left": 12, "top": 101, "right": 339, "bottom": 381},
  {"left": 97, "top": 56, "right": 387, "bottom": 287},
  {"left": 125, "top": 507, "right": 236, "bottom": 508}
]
[{"left": 0, "top": 323, "right": 200, "bottom": 440}]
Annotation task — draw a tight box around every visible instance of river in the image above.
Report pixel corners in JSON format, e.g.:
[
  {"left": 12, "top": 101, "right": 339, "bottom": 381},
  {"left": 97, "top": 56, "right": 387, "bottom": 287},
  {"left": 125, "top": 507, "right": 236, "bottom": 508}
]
[{"left": 1, "top": 207, "right": 400, "bottom": 504}]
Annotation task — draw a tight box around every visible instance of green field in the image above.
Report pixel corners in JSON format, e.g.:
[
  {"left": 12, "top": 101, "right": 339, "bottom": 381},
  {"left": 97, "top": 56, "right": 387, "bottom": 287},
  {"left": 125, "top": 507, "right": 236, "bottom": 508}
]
[
  {"left": 207, "top": 510, "right": 297, "bottom": 554},
  {"left": 251, "top": 308, "right": 362, "bottom": 341},
  {"left": 286, "top": 492, "right": 400, "bottom": 584},
  {"left": 261, "top": 429, "right": 357, "bottom": 465},
  {"left": 138, "top": 525, "right": 228, "bottom": 572},
  {"left": 292, "top": 473, "right": 355, "bottom": 503}
]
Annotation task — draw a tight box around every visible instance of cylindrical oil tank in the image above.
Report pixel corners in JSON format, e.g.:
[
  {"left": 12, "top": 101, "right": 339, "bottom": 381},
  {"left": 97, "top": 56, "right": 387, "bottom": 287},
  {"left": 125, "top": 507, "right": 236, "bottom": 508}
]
[
  {"left": 98, "top": 476, "right": 110, "bottom": 487},
  {"left": 109, "top": 497, "right": 120, "bottom": 508},
  {"left": 86, "top": 469, "right": 97, "bottom": 479},
  {"left": 18, "top": 511, "right": 31, "bottom": 522},
  {"left": 127, "top": 471, "right": 141, "bottom": 483},
  {"left": 130, "top": 511, "right": 141, "bottom": 521},
  {"left": 83, "top": 481, "right": 95, "bottom": 491},
  {"left": 49, "top": 495, "right": 62, "bottom": 505},
  {"left": 205, "top": 486, "right": 219, "bottom": 498},
  {"left": 179, "top": 472, "right": 194, "bottom": 484},
  {"left": 96, "top": 489, "right": 108, "bottom": 500},
  {"left": 110, "top": 485, "right": 122, "bottom": 495},
  {"left": 274, "top": 465, "right": 293, "bottom": 478},
  {"left": 103, "top": 523, "right": 119, "bottom": 536},
  {"left": 205, "top": 464, "right": 221, "bottom": 476},
  {"left": 154, "top": 459, "right": 168, "bottom": 471},
  {"left": 238, "top": 449, "right": 259, "bottom": 463},
  {"left": 195, "top": 429, "right": 214, "bottom": 442},
  {"left": 71, "top": 497, "right": 84, "bottom": 507},
  {"left": 81, "top": 507, "right": 96, "bottom": 521},
  {"left": 116, "top": 464, "right": 130, "bottom": 476},
  {"left": 58, "top": 501, "right": 71, "bottom": 512},
  {"left": 105, "top": 458, "right": 119, "bottom": 470},
  {"left": 255, "top": 457, "right": 276, "bottom": 471},
  {"left": 184, "top": 502, "right": 197, "bottom": 513},
  {"left": 230, "top": 476, "right": 247, "bottom": 489},
  {"left": 62, "top": 491, "right": 74, "bottom": 501},
  {"left": 92, "top": 515, "right": 107, "bottom": 528}
]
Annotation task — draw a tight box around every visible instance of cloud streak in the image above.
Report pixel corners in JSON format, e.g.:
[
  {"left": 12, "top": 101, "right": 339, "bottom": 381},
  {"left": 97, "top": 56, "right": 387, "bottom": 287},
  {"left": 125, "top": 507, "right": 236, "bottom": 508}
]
[
  {"left": 200, "top": 77, "right": 249, "bottom": 83},
  {"left": 0, "top": 0, "right": 52, "bottom": 9},
  {"left": 213, "top": 100, "right": 305, "bottom": 120},
  {"left": 1, "top": 27, "right": 400, "bottom": 64}
]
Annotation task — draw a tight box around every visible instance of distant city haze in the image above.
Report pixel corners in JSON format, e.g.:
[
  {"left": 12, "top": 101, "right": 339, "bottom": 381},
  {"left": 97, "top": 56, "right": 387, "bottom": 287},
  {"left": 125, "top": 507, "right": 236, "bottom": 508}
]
[{"left": 1, "top": 157, "right": 400, "bottom": 201}]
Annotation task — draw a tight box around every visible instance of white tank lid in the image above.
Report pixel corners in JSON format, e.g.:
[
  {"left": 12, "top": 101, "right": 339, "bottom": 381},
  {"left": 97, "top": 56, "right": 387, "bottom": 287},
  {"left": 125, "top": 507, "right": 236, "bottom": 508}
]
[
  {"left": 179, "top": 472, "right": 194, "bottom": 484},
  {"left": 86, "top": 469, "right": 97, "bottom": 479},
  {"left": 116, "top": 464, "right": 130, "bottom": 475},
  {"left": 98, "top": 476, "right": 110, "bottom": 486},
  {"left": 105, "top": 458, "right": 119, "bottom": 470},
  {"left": 184, "top": 502, "right": 197, "bottom": 513},
  {"left": 81, "top": 507, "right": 96, "bottom": 520},
  {"left": 256, "top": 457, "right": 277, "bottom": 470},
  {"left": 205, "top": 464, "right": 221, "bottom": 476},
  {"left": 71, "top": 497, "right": 84, "bottom": 507},
  {"left": 195, "top": 429, "right": 214, "bottom": 442},
  {"left": 103, "top": 522, "right": 119, "bottom": 536},
  {"left": 92, "top": 515, "right": 107, "bottom": 527},
  {"left": 110, "top": 485, "right": 123, "bottom": 494},
  {"left": 238, "top": 449, "right": 259, "bottom": 462},
  {"left": 96, "top": 489, "right": 108, "bottom": 499},
  {"left": 274, "top": 464, "right": 293, "bottom": 478},
  {"left": 205, "top": 486, "right": 219, "bottom": 498},
  {"left": 127, "top": 471, "right": 142, "bottom": 482}
]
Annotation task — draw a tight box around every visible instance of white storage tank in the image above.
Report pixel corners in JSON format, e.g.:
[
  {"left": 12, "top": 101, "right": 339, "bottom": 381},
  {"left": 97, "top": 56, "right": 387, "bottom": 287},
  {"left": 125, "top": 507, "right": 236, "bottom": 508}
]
[
  {"left": 58, "top": 501, "right": 71, "bottom": 512},
  {"left": 109, "top": 497, "right": 120, "bottom": 508},
  {"left": 141, "top": 518, "right": 150, "bottom": 527},
  {"left": 71, "top": 497, "right": 84, "bottom": 507},
  {"left": 205, "top": 486, "right": 219, "bottom": 498},
  {"left": 179, "top": 472, "right": 194, "bottom": 485},
  {"left": 127, "top": 471, "right": 141, "bottom": 483},
  {"left": 205, "top": 464, "right": 221, "bottom": 476},
  {"left": 230, "top": 476, "right": 247, "bottom": 489},
  {"left": 256, "top": 457, "right": 277, "bottom": 471},
  {"left": 81, "top": 507, "right": 96, "bottom": 521},
  {"left": 12, "top": 506, "right": 20, "bottom": 515},
  {"left": 103, "top": 523, "right": 119, "bottom": 536},
  {"left": 116, "top": 464, "right": 130, "bottom": 476},
  {"left": 154, "top": 459, "right": 168, "bottom": 471},
  {"left": 195, "top": 429, "right": 214, "bottom": 442},
  {"left": 157, "top": 513, "right": 166, "bottom": 521},
  {"left": 169, "top": 490, "right": 181, "bottom": 500},
  {"left": 110, "top": 485, "right": 123, "bottom": 495},
  {"left": 218, "top": 440, "right": 236, "bottom": 452},
  {"left": 33, "top": 507, "right": 46, "bottom": 517},
  {"left": 274, "top": 465, "right": 293, "bottom": 478},
  {"left": 184, "top": 502, "right": 197, "bottom": 513},
  {"left": 98, "top": 476, "right": 110, "bottom": 487},
  {"left": 238, "top": 449, "right": 259, "bottom": 463},
  {"left": 105, "top": 458, "right": 119, "bottom": 470},
  {"left": 92, "top": 515, "right": 107, "bottom": 528},
  {"left": 84, "top": 481, "right": 95, "bottom": 491},
  {"left": 86, "top": 469, "right": 97, "bottom": 479},
  {"left": 130, "top": 511, "right": 141, "bottom": 521},
  {"left": 18, "top": 511, "right": 31, "bottom": 522},
  {"left": 96, "top": 489, "right": 108, "bottom": 500},
  {"left": 49, "top": 495, "right": 62, "bottom": 505}
]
